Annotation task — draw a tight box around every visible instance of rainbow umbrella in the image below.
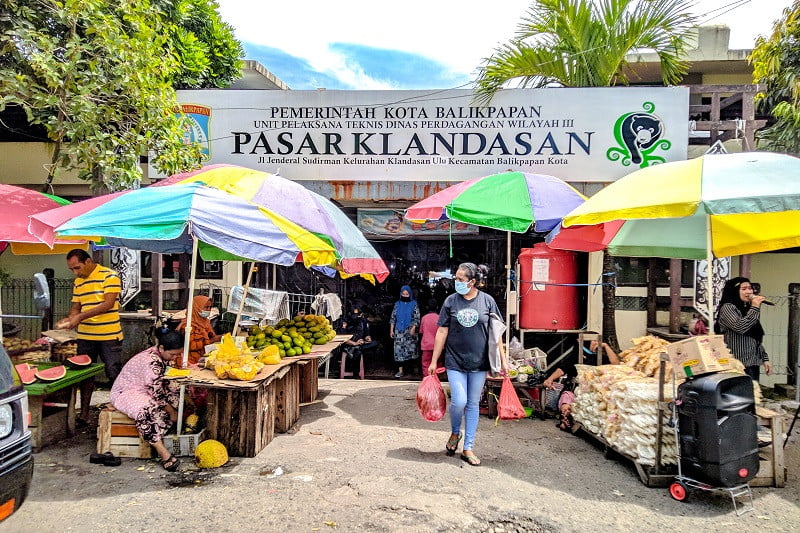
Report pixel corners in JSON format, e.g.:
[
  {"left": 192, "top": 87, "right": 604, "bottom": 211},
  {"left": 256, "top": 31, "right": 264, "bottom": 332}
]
[
  {"left": 546, "top": 152, "right": 800, "bottom": 330},
  {"left": 405, "top": 171, "right": 586, "bottom": 347},
  {"left": 170, "top": 164, "right": 389, "bottom": 282},
  {"left": 32, "top": 182, "right": 336, "bottom": 266}
]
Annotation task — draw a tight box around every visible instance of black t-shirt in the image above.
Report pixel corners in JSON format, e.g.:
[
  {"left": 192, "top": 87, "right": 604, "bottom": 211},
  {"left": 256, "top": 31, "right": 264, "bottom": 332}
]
[{"left": 438, "top": 291, "right": 502, "bottom": 372}]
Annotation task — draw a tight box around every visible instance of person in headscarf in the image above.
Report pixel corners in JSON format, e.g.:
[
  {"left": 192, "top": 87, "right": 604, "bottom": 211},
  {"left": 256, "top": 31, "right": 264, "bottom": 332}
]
[
  {"left": 715, "top": 276, "right": 772, "bottom": 382},
  {"left": 177, "top": 295, "right": 222, "bottom": 367},
  {"left": 389, "top": 285, "right": 420, "bottom": 378}
]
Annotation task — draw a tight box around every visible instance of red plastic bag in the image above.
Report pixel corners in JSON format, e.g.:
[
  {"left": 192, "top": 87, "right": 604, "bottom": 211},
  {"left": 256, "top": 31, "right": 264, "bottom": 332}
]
[
  {"left": 498, "top": 377, "right": 526, "bottom": 420},
  {"left": 417, "top": 368, "right": 447, "bottom": 422}
]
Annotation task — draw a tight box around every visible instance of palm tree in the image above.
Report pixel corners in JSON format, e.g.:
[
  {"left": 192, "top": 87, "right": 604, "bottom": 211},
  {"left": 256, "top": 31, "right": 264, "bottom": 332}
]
[{"left": 475, "top": 0, "right": 697, "bottom": 351}]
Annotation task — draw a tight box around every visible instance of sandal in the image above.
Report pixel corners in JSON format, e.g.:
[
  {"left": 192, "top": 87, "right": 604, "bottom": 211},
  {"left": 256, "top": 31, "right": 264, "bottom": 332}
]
[
  {"left": 445, "top": 433, "right": 462, "bottom": 456},
  {"left": 460, "top": 451, "right": 481, "bottom": 467},
  {"left": 161, "top": 454, "right": 181, "bottom": 472}
]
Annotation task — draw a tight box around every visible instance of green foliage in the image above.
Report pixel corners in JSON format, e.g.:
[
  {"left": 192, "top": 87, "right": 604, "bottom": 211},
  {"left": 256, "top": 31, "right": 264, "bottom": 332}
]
[
  {"left": 474, "top": 0, "right": 697, "bottom": 101},
  {"left": 160, "top": 0, "right": 244, "bottom": 89},
  {"left": 750, "top": 0, "right": 800, "bottom": 154},
  {"left": 0, "top": 0, "right": 242, "bottom": 192}
]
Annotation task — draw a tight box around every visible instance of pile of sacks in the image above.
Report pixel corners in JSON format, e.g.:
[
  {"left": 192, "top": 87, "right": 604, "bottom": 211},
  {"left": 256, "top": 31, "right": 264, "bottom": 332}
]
[
  {"left": 573, "top": 364, "right": 677, "bottom": 466},
  {"left": 573, "top": 335, "right": 762, "bottom": 467}
]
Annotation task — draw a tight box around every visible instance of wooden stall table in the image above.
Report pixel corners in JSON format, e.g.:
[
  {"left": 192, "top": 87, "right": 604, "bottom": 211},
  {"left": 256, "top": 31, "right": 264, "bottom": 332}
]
[
  {"left": 165, "top": 359, "right": 303, "bottom": 458},
  {"left": 284, "top": 334, "right": 350, "bottom": 404},
  {"left": 24, "top": 362, "right": 105, "bottom": 452}
]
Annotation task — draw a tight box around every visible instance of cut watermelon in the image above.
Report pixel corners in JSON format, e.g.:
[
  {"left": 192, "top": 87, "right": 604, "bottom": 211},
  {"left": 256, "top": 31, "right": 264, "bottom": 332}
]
[
  {"left": 65, "top": 354, "right": 92, "bottom": 369},
  {"left": 15, "top": 363, "right": 37, "bottom": 385},
  {"left": 35, "top": 365, "right": 67, "bottom": 382}
]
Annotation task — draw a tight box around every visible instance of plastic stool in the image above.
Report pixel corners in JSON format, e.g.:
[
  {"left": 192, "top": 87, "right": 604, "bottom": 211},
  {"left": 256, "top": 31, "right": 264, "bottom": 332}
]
[{"left": 340, "top": 349, "right": 365, "bottom": 379}]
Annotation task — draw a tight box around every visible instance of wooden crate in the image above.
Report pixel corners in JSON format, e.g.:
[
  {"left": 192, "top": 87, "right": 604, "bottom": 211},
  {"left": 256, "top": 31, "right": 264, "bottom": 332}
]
[
  {"left": 274, "top": 363, "right": 300, "bottom": 433},
  {"left": 297, "top": 359, "right": 319, "bottom": 404},
  {"left": 96, "top": 409, "right": 152, "bottom": 459},
  {"left": 205, "top": 381, "right": 275, "bottom": 458},
  {"left": 752, "top": 406, "right": 786, "bottom": 488}
]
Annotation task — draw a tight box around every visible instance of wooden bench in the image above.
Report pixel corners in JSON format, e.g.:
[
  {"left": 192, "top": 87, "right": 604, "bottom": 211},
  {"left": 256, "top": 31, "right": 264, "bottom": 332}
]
[{"left": 752, "top": 406, "right": 786, "bottom": 488}]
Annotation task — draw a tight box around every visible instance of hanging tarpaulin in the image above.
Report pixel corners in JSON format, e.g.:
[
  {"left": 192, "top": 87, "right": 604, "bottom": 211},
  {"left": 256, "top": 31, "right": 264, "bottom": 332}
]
[
  {"left": 110, "top": 248, "right": 141, "bottom": 307},
  {"left": 228, "top": 286, "right": 289, "bottom": 323},
  {"left": 693, "top": 257, "right": 730, "bottom": 321}
]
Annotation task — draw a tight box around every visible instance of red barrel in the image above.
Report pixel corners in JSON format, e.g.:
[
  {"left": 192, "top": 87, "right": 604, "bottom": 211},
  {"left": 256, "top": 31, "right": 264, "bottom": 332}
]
[{"left": 518, "top": 243, "right": 579, "bottom": 330}]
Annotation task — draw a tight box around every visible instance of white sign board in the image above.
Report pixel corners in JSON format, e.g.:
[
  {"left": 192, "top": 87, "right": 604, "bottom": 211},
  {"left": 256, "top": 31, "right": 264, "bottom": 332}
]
[{"left": 169, "top": 87, "right": 689, "bottom": 182}]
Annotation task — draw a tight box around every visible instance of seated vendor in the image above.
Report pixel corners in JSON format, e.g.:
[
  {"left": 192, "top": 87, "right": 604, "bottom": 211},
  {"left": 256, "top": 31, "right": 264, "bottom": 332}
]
[
  {"left": 543, "top": 340, "right": 620, "bottom": 431},
  {"left": 176, "top": 295, "right": 222, "bottom": 368},
  {"left": 340, "top": 307, "right": 378, "bottom": 374},
  {"left": 109, "top": 330, "right": 184, "bottom": 472}
]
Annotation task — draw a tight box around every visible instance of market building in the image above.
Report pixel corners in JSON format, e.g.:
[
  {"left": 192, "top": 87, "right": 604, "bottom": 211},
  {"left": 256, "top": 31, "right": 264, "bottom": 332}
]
[{"left": 0, "top": 26, "right": 796, "bottom": 388}]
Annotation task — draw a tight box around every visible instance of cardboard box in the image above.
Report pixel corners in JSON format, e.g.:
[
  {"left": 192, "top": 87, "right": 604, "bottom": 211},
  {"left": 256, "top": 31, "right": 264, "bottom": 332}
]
[{"left": 667, "top": 335, "right": 734, "bottom": 379}]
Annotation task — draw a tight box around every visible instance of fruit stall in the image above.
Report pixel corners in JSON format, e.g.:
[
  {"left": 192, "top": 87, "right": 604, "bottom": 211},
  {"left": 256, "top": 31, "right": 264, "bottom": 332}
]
[
  {"left": 20, "top": 360, "right": 105, "bottom": 451},
  {"left": 164, "top": 314, "right": 349, "bottom": 457}
]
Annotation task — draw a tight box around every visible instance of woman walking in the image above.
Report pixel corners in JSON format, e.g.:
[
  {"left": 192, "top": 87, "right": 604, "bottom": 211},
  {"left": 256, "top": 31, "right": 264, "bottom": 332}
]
[
  {"left": 428, "top": 263, "right": 506, "bottom": 466},
  {"left": 390, "top": 285, "right": 420, "bottom": 378}
]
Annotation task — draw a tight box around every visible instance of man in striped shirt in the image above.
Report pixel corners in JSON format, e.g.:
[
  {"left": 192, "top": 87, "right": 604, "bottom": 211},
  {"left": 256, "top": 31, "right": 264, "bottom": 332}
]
[{"left": 57, "top": 249, "right": 124, "bottom": 426}]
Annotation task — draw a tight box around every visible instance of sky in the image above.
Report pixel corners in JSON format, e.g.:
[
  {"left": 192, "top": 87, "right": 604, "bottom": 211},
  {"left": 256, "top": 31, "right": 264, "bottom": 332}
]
[{"left": 215, "top": 0, "right": 790, "bottom": 91}]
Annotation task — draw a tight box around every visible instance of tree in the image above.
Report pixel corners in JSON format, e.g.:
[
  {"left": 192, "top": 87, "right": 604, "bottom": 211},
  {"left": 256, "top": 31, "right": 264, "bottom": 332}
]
[
  {"left": 750, "top": 0, "right": 800, "bottom": 154},
  {"left": 474, "top": 0, "right": 697, "bottom": 351},
  {"left": 0, "top": 0, "right": 240, "bottom": 192},
  {"left": 159, "top": 0, "right": 244, "bottom": 89}
]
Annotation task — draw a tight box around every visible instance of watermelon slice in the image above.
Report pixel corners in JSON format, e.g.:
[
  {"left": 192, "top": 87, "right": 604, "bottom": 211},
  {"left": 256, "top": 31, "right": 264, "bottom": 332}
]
[
  {"left": 65, "top": 354, "right": 92, "bottom": 369},
  {"left": 15, "top": 363, "right": 37, "bottom": 385},
  {"left": 35, "top": 365, "right": 67, "bottom": 382}
]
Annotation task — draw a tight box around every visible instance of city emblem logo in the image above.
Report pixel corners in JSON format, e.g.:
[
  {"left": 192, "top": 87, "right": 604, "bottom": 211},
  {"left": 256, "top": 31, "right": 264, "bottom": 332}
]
[
  {"left": 607, "top": 102, "right": 670, "bottom": 168},
  {"left": 180, "top": 104, "right": 212, "bottom": 162}
]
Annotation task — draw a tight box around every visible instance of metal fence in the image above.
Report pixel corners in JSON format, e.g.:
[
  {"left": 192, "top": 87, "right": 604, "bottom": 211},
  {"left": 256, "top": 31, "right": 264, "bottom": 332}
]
[{"left": 1, "top": 278, "right": 74, "bottom": 340}]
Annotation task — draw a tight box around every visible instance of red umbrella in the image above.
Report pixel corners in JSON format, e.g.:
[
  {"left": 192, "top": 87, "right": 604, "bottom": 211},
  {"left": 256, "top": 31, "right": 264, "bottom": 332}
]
[{"left": 0, "top": 184, "right": 87, "bottom": 255}]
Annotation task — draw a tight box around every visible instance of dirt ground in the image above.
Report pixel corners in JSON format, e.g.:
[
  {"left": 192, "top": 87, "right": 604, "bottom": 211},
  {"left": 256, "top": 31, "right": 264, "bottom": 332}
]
[{"left": 5, "top": 378, "right": 799, "bottom": 532}]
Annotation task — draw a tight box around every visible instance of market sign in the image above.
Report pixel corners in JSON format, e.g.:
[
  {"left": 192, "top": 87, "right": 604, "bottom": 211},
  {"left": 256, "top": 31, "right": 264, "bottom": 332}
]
[
  {"left": 168, "top": 88, "right": 689, "bottom": 183},
  {"left": 357, "top": 209, "right": 479, "bottom": 236}
]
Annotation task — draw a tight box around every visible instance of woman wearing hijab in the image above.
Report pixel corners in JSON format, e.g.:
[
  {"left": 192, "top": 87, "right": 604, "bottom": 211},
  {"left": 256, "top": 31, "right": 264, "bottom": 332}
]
[
  {"left": 389, "top": 285, "right": 420, "bottom": 378},
  {"left": 716, "top": 277, "right": 772, "bottom": 382},
  {"left": 177, "top": 295, "right": 222, "bottom": 367}
]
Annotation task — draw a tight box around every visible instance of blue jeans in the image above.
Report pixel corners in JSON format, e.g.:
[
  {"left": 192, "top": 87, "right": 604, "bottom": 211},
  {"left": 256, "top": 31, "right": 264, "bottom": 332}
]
[{"left": 446, "top": 369, "right": 487, "bottom": 451}]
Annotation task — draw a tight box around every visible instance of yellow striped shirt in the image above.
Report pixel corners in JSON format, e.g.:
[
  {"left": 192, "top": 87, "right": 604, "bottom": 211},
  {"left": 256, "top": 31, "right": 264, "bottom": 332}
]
[{"left": 72, "top": 265, "right": 123, "bottom": 341}]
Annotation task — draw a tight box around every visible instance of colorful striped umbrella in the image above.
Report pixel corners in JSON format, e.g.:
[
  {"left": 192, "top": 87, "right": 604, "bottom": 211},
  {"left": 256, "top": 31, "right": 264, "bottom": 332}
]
[
  {"left": 546, "top": 151, "right": 800, "bottom": 330},
  {"left": 170, "top": 164, "right": 388, "bottom": 282},
  {"left": 405, "top": 171, "right": 586, "bottom": 233},
  {"left": 32, "top": 182, "right": 336, "bottom": 267},
  {"left": 405, "top": 171, "right": 586, "bottom": 348}
]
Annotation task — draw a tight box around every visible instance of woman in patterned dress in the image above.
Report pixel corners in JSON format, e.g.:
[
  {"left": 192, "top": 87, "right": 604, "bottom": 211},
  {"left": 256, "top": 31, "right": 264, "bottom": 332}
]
[
  {"left": 389, "top": 285, "right": 420, "bottom": 378},
  {"left": 110, "top": 330, "right": 184, "bottom": 471}
]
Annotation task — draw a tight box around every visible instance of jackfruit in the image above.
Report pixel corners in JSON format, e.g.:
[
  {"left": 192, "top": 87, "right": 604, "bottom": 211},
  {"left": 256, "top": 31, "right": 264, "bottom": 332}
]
[{"left": 195, "top": 439, "right": 228, "bottom": 468}]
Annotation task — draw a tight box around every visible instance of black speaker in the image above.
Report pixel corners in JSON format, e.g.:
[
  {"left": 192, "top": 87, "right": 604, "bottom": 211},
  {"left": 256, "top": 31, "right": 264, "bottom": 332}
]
[{"left": 676, "top": 373, "right": 759, "bottom": 487}]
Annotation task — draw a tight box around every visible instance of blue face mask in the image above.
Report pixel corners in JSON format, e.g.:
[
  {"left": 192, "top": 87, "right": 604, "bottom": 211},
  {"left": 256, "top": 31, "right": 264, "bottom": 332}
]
[{"left": 454, "top": 280, "right": 470, "bottom": 295}]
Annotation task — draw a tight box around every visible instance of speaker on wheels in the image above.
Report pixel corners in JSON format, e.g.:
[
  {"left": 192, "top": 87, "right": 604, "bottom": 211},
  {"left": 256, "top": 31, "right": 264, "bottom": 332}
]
[{"left": 677, "top": 372, "right": 760, "bottom": 487}]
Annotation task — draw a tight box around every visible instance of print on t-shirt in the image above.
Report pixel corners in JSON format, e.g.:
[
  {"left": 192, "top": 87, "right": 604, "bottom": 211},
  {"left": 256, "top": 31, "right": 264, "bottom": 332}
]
[{"left": 457, "top": 308, "right": 479, "bottom": 328}]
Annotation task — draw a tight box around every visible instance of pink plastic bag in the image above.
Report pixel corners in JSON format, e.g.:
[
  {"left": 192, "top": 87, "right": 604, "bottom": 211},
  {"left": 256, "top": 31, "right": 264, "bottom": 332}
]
[
  {"left": 417, "top": 368, "right": 447, "bottom": 422},
  {"left": 498, "top": 377, "right": 526, "bottom": 420}
]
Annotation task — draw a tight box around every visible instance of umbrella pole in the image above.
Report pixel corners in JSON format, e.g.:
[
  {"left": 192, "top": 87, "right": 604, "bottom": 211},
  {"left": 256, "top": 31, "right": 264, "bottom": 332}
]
[
  {"left": 505, "top": 231, "right": 512, "bottom": 354},
  {"left": 232, "top": 262, "right": 255, "bottom": 338},
  {"left": 706, "top": 216, "right": 715, "bottom": 333},
  {"left": 177, "top": 235, "right": 199, "bottom": 435}
]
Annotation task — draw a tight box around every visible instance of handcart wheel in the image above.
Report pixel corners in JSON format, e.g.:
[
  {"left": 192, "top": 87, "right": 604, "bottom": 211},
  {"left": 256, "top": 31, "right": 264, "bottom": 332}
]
[{"left": 669, "top": 481, "right": 689, "bottom": 502}]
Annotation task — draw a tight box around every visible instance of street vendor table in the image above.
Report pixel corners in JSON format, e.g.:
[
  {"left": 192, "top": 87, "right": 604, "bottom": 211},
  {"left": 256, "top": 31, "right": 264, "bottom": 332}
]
[
  {"left": 483, "top": 377, "right": 547, "bottom": 419},
  {"left": 24, "top": 362, "right": 105, "bottom": 452},
  {"left": 165, "top": 336, "right": 349, "bottom": 457}
]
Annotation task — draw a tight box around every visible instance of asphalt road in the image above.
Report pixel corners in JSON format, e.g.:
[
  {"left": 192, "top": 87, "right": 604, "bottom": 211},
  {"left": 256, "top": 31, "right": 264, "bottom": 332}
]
[{"left": 5, "top": 379, "right": 799, "bottom": 532}]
